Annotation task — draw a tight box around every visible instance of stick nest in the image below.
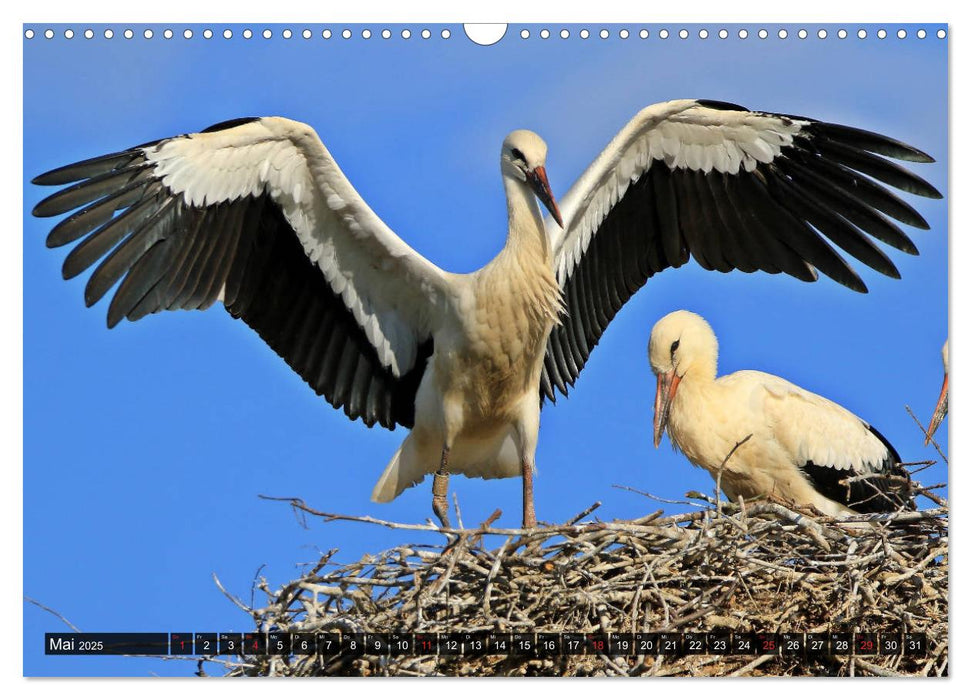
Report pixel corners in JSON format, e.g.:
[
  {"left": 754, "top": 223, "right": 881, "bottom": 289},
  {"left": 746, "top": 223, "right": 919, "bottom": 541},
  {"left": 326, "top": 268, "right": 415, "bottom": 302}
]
[{"left": 210, "top": 479, "right": 947, "bottom": 678}]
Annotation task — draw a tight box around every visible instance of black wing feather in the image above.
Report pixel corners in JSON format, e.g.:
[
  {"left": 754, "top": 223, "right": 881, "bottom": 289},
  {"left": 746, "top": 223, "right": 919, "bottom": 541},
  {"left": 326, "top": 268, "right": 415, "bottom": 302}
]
[
  {"left": 33, "top": 131, "right": 430, "bottom": 430},
  {"left": 799, "top": 424, "right": 914, "bottom": 513},
  {"left": 704, "top": 172, "right": 758, "bottom": 273},
  {"left": 787, "top": 147, "right": 930, "bottom": 231},
  {"left": 542, "top": 104, "right": 940, "bottom": 401}
]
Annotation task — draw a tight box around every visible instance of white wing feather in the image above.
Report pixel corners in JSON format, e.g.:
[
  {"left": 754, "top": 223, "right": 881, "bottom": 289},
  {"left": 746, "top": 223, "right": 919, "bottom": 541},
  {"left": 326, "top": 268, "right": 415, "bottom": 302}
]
[
  {"left": 146, "top": 117, "right": 449, "bottom": 377},
  {"left": 548, "top": 100, "right": 809, "bottom": 284},
  {"left": 724, "top": 370, "right": 891, "bottom": 475}
]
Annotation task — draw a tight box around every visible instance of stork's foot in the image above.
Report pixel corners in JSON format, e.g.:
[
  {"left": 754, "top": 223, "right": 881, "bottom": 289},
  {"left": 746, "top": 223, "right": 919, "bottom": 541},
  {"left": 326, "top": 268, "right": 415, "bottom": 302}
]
[
  {"left": 432, "top": 496, "right": 451, "bottom": 530},
  {"left": 765, "top": 493, "right": 832, "bottom": 521}
]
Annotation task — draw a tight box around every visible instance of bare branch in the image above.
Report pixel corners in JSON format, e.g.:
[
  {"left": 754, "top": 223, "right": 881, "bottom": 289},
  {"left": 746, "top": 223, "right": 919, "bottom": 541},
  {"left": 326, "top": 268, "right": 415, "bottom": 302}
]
[{"left": 24, "top": 596, "right": 82, "bottom": 633}]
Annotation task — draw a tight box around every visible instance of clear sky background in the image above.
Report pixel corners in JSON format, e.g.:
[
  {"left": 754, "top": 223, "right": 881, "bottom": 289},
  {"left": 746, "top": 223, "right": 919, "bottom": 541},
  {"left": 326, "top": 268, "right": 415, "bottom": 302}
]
[{"left": 23, "top": 23, "right": 947, "bottom": 677}]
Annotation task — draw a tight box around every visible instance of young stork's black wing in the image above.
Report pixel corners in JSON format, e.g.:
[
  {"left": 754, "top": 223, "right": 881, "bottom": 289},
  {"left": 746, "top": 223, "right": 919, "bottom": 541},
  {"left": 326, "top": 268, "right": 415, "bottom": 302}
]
[
  {"left": 541, "top": 99, "right": 942, "bottom": 400},
  {"left": 32, "top": 117, "right": 449, "bottom": 429}
]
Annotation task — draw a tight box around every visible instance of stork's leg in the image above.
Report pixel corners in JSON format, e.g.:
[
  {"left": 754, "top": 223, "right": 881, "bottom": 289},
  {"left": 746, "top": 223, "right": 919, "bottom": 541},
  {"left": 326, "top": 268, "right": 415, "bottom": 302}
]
[
  {"left": 512, "top": 397, "right": 541, "bottom": 530},
  {"left": 432, "top": 447, "right": 451, "bottom": 530},
  {"left": 521, "top": 460, "right": 536, "bottom": 529}
]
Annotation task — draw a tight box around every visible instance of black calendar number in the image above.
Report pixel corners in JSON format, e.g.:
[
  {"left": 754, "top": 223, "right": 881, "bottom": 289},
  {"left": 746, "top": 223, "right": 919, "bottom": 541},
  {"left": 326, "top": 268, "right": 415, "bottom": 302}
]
[
  {"left": 635, "top": 633, "right": 658, "bottom": 654},
  {"left": 342, "top": 634, "right": 365, "bottom": 656},
  {"left": 365, "top": 634, "right": 388, "bottom": 655},
  {"left": 268, "top": 632, "right": 290, "bottom": 656},
  {"left": 683, "top": 633, "right": 705, "bottom": 655},
  {"left": 315, "top": 633, "right": 339, "bottom": 655},
  {"left": 219, "top": 633, "right": 242, "bottom": 656},
  {"left": 658, "top": 634, "right": 680, "bottom": 655},
  {"left": 490, "top": 634, "right": 512, "bottom": 654},
  {"left": 440, "top": 634, "right": 462, "bottom": 656},
  {"left": 706, "top": 633, "right": 730, "bottom": 654},
  {"left": 806, "top": 634, "right": 827, "bottom": 656},
  {"left": 388, "top": 634, "right": 412, "bottom": 656},
  {"left": 904, "top": 633, "right": 927, "bottom": 656},
  {"left": 830, "top": 633, "right": 852, "bottom": 655},
  {"left": 611, "top": 634, "right": 633, "bottom": 655},
  {"left": 563, "top": 634, "right": 585, "bottom": 655},
  {"left": 513, "top": 634, "right": 535, "bottom": 655},
  {"left": 194, "top": 633, "right": 217, "bottom": 656},
  {"left": 880, "top": 636, "right": 901, "bottom": 655},
  {"left": 781, "top": 634, "right": 804, "bottom": 656},
  {"left": 537, "top": 633, "right": 561, "bottom": 657},
  {"left": 463, "top": 633, "right": 487, "bottom": 656},
  {"left": 292, "top": 634, "right": 315, "bottom": 655},
  {"left": 732, "top": 634, "right": 755, "bottom": 655}
]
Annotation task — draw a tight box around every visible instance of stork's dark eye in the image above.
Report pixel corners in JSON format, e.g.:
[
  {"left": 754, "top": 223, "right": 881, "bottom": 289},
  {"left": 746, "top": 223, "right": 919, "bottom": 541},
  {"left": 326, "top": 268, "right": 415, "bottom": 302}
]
[
  {"left": 670, "top": 339, "right": 680, "bottom": 355},
  {"left": 510, "top": 148, "right": 525, "bottom": 161}
]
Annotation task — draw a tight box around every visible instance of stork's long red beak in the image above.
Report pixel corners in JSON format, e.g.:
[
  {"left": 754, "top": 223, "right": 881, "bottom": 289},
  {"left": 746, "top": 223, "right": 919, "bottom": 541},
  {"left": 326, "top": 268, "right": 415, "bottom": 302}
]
[
  {"left": 653, "top": 369, "right": 681, "bottom": 448},
  {"left": 925, "top": 371, "right": 948, "bottom": 445},
  {"left": 527, "top": 165, "right": 563, "bottom": 228}
]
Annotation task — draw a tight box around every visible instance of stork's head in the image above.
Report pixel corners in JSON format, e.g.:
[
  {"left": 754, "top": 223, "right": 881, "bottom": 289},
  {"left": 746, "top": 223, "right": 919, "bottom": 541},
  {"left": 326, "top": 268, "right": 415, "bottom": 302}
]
[
  {"left": 502, "top": 130, "right": 563, "bottom": 227},
  {"left": 648, "top": 310, "right": 719, "bottom": 448}
]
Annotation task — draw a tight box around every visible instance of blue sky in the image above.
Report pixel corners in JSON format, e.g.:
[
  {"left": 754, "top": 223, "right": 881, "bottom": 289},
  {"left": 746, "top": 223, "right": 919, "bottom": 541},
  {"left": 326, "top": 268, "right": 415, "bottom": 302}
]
[{"left": 23, "top": 23, "right": 947, "bottom": 677}]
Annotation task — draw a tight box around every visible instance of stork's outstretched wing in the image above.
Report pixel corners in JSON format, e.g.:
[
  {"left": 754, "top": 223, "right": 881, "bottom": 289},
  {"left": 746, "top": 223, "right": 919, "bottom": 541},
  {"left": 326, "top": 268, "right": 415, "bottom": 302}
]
[
  {"left": 541, "top": 99, "right": 942, "bottom": 400},
  {"left": 33, "top": 117, "right": 450, "bottom": 429}
]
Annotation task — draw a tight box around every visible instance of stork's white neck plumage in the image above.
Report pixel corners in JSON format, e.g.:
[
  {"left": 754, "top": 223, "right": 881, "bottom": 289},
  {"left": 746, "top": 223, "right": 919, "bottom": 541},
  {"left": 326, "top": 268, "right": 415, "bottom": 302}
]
[{"left": 502, "top": 172, "right": 552, "bottom": 263}]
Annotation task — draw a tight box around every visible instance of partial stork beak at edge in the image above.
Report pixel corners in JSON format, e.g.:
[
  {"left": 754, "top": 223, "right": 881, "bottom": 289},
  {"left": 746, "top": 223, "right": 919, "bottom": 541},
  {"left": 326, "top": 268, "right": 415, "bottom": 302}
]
[
  {"left": 925, "top": 371, "right": 948, "bottom": 445},
  {"left": 653, "top": 369, "right": 682, "bottom": 448},
  {"left": 527, "top": 165, "right": 563, "bottom": 228}
]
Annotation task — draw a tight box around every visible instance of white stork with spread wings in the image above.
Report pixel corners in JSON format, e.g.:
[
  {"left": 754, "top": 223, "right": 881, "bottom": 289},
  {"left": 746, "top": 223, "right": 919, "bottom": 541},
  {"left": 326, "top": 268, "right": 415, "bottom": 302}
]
[{"left": 32, "top": 99, "right": 940, "bottom": 528}]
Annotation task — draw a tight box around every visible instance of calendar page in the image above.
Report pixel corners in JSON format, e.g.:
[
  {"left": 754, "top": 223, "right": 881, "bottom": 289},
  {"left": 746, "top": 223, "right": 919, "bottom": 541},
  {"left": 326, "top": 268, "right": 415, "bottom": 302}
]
[{"left": 23, "top": 18, "right": 948, "bottom": 678}]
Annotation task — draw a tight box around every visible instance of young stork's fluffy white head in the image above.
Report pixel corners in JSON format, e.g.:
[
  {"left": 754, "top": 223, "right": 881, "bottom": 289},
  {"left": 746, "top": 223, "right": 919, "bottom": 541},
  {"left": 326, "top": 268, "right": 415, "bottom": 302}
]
[{"left": 648, "top": 310, "right": 719, "bottom": 448}]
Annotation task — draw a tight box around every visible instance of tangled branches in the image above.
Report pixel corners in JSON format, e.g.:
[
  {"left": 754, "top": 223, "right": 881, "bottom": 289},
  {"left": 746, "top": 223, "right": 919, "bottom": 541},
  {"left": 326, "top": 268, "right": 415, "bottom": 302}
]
[{"left": 210, "top": 482, "right": 947, "bottom": 678}]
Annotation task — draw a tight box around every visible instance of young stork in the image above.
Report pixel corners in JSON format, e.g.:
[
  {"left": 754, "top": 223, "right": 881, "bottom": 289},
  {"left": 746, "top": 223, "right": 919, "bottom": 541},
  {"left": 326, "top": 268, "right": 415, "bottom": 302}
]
[
  {"left": 33, "top": 100, "right": 939, "bottom": 528},
  {"left": 648, "top": 311, "right": 913, "bottom": 515},
  {"left": 925, "top": 340, "right": 949, "bottom": 445}
]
